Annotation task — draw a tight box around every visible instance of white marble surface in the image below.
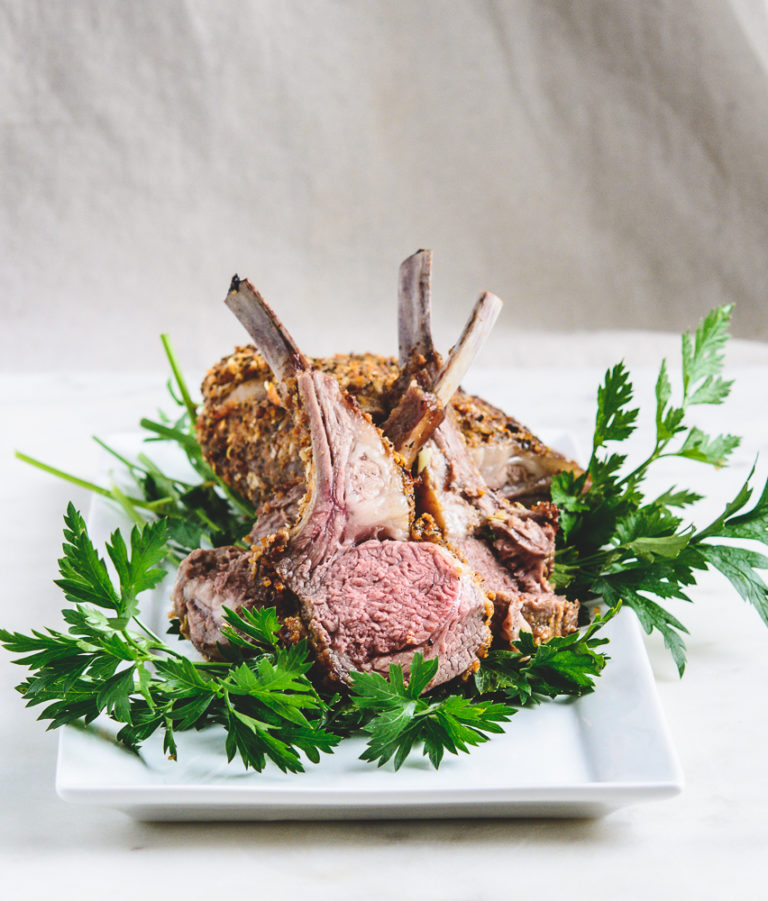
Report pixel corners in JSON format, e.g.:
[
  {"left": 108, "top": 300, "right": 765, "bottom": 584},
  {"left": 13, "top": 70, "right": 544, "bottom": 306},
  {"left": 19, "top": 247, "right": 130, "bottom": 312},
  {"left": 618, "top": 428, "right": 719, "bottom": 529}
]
[{"left": 2, "top": 335, "right": 768, "bottom": 898}]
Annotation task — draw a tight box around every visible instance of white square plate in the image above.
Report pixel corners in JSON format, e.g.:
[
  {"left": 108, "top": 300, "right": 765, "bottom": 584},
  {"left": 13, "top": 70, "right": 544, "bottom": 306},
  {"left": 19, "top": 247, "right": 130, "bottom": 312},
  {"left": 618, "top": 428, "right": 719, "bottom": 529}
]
[{"left": 55, "top": 434, "right": 683, "bottom": 820}]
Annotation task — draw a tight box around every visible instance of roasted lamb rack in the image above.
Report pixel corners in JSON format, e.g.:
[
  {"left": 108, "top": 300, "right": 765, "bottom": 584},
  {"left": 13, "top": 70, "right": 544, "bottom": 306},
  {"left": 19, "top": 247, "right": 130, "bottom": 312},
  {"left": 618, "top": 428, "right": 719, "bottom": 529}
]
[
  {"left": 196, "top": 252, "right": 581, "bottom": 513},
  {"left": 172, "top": 278, "right": 500, "bottom": 665},
  {"left": 174, "top": 256, "right": 579, "bottom": 674}
]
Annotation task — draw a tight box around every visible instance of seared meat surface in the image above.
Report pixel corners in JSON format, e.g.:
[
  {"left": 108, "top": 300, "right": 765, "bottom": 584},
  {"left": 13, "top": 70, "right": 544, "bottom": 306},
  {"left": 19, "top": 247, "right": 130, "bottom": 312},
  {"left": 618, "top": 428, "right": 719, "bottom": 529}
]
[
  {"left": 197, "top": 349, "right": 398, "bottom": 511},
  {"left": 197, "top": 356, "right": 580, "bottom": 511}
]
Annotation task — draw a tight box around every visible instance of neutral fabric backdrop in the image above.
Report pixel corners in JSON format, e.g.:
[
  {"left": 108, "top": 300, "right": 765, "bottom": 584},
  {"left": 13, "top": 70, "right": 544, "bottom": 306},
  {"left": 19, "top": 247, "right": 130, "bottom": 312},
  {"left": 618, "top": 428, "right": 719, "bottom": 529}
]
[{"left": 2, "top": 0, "right": 768, "bottom": 374}]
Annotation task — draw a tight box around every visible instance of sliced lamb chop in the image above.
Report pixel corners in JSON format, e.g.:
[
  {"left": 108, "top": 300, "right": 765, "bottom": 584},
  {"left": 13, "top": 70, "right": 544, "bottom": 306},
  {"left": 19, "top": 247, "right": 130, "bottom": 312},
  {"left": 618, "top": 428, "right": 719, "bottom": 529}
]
[
  {"left": 395, "top": 265, "right": 580, "bottom": 645},
  {"left": 226, "top": 280, "right": 491, "bottom": 687},
  {"left": 417, "top": 420, "right": 579, "bottom": 644},
  {"left": 171, "top": 546, "right": 261, "bottom": 659},
  {"left": 197, "top": 349, "right": 398, "bottom": 510},
  {"left": 394, "top": 250, "right": 582, "bottom": 501},
  {"left": 170, "top": 279, "right": 314, "bottom": 659}
]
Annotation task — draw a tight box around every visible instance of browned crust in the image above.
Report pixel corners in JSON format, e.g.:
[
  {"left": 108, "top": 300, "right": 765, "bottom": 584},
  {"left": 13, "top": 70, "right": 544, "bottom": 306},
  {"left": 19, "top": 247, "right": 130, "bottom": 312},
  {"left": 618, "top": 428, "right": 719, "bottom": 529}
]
[{"left": 197, "top": 348, "right": 582, "bottom": 513}]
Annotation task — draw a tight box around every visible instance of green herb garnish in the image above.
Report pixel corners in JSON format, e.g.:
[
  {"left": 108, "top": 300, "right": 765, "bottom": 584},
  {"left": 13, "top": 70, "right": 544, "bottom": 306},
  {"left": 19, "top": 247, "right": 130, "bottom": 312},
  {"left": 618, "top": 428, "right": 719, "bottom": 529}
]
[
  {"left": 5, "top": 306, "right": 768, "bottom": 770},
  {"left": 0, "top": 506, "right": 336, "bottom": 772},
  {"left": 0, "top": 505, "right": 611, "bottom": 770},
  {"left": 348, "top": 654, "right": 513, "bottom": 770},
  {"left": 471, "top": 605, "right": 618, "bottom": 702},
  {"left": 552, "top": 305, "right": 768, "bottom": 674}
]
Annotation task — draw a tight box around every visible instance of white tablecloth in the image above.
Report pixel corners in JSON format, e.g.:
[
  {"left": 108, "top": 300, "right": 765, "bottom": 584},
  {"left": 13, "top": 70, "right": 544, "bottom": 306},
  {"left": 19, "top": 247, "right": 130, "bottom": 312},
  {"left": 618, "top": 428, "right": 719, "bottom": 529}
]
[{"left": 2, "top": 336, "right": 768, "bottom": 898}]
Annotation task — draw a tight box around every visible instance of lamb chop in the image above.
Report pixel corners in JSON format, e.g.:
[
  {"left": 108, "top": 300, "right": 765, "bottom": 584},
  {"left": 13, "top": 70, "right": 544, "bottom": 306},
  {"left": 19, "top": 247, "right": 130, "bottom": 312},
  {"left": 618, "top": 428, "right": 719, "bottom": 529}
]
[
  {"left": 196, "top": 252, "right": 581, "bottom": 513},
  {"left": 223, "top": 279, "right": 492, "bottom": 687},
  {"left": 171, "top": 546, "right": 263, "bottom": 659},
  {"left": 395, "top": 250, "right": 579, "bottom": 645},
  {"left": 196, "top": 346, "right": 398, "bottom": 516}
]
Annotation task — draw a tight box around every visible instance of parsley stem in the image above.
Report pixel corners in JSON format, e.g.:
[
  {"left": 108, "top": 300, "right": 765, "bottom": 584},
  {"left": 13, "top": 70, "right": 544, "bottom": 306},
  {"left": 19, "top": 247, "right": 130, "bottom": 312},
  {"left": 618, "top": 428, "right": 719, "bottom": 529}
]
[
  {"left": 614, "top": 443, "right": 665, "bottom": 492},
  {"left": 15, "top": 451, "right": 116, "bottom": 499},
  {"left": 14, "top": 451, "right": 175, "bottom": 517},
  {"left": 92, "top": 437, "right": 147, "bottom": 475},
  {"left": 160, "top": 333, "right": 198, "bottom": 423},
  {"left": 110, "top": 482, "right": 148, "bottom": 527},
  {"left": 132, "top": 616, "right": 186, "bottom": 660}
]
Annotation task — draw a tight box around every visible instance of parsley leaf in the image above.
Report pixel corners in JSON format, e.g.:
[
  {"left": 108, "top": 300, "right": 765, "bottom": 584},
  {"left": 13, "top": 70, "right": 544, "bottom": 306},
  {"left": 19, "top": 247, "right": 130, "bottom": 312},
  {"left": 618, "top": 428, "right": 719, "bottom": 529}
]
[
  {"left": 593, "top": 362, "right": 638, "bottom": 450},
  {"left": 472, "top": 605, "right": 616, "bottom": 703},
  {"left": 348, "top": 654, "right": 514, "bottom": 770}
]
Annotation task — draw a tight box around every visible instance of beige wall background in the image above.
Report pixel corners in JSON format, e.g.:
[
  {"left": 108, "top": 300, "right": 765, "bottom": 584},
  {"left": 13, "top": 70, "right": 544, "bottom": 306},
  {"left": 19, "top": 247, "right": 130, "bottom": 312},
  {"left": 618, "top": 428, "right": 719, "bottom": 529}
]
[{"left": 2, "top": 0, "right": 767, "bottom": 373}]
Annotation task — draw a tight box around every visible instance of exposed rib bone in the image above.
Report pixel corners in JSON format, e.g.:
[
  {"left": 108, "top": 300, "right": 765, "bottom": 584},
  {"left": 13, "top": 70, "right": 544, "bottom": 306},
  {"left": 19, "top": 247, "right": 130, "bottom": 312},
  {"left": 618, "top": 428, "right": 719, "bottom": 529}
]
[
  {"left": 225, "top": 276, "right": 308, "bottom": 387},
  {"left": 383, "top": 290, "right": 503, "bottom": 466},
  {"left": 433, "top": 291, "right": 503, "bottom": 406},
  {"left": 397, "top": 250, "right": 438, "bottom": 378}
]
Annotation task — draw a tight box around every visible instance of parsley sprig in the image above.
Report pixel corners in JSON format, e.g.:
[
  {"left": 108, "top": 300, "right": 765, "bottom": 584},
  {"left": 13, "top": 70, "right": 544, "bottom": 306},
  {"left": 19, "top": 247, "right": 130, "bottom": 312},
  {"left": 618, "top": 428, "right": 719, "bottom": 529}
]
[
  {"left": 0, "top": 506, "right": 337, "bottom": 772},
  {"left": 471, "top": 605, "right": 618, "bottom": 703},
  {"left": 1, "top": 504, "right": 612, "bottom": 770},
  {"left": 552, "top": 305, "right": 768, "bottom": 674},
  {"left": 348, "top": 655, "right": 514, "bottom": 770}
]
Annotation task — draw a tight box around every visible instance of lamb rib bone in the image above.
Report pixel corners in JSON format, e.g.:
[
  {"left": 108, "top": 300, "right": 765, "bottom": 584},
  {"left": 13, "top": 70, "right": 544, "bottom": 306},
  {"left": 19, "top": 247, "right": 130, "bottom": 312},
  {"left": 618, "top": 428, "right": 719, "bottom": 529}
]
[
  {"left": 225, "top": 275, "right": 308, "bottom": 388},
  {"left": 225, "top": 280, "right": 492, "bottom": 687},
  {"left": 382, "top": 289, "right": 503, "bottom": 467},
  {"left": 397, "top": 249, "right": 438, "bottom": 375},
  {"left": 433, "top": 290, "right": 503, "bottom": 407}
]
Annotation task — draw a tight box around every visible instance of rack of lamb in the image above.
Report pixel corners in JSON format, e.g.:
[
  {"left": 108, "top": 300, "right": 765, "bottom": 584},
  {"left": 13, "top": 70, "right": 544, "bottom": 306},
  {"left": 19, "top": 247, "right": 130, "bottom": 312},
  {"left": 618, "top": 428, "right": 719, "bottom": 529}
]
[
  {"left": 197, "top": 251, "right": 580, "bottom": 520},
  {"left": 172, "top": 251, "right": 581, "bottom": 687}
]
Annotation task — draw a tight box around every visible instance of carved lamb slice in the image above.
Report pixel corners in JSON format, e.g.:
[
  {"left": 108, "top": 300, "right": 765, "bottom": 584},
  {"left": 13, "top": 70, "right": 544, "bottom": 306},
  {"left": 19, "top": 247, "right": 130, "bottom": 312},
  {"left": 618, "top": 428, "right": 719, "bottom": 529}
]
[
  {"left": 225, "top": 279, "right": 492, "bottom": 687},
  {"left": 171, "top": 546, "right": 260, "bottom": 659},
  {"left": 417, "top": 420, "right": 579, "bottom": 644}
]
